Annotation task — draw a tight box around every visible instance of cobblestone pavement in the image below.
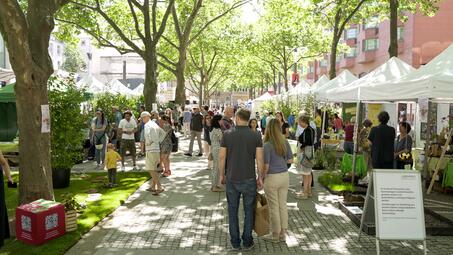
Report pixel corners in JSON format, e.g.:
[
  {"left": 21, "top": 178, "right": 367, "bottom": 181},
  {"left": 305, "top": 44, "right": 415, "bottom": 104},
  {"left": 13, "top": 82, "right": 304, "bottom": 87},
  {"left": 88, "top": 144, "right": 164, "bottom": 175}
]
[{"left": 66, "top": 137, "right": 453, "bottom": 255}]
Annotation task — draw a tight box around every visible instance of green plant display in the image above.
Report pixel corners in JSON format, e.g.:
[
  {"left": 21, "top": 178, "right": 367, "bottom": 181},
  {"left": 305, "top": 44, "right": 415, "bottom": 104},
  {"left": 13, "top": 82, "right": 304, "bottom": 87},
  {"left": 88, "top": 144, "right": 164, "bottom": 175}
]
[
  {"left": 60, "top": 192, "right": 86, "bottom": 212},
  {"left": 48, "top": 76, "right": 86, "bottom": 170},
  {"left": 318, "top": 171, "right": 355, "bottom": 192}
]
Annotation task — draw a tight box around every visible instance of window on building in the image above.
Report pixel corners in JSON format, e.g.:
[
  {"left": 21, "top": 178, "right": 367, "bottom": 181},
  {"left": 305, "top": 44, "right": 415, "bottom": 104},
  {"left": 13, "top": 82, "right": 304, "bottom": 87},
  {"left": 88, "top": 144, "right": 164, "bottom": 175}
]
[
  {"left": 81, "top": 40, "right": 86, "bottom": 47},
  {"left": 346, "top": 47, "right": 357, "bottom": 58},
  {"left": 363, "top": 39, "right": 379, "bottom": 51},
  {"left": 0, "top": 34, "right": 5, "bottom": 68},
  {"left": 364, "top": 17, "right": 379, "bottom": 29},
  {"left": 308, "top": 65, "right": 315, "bottom": 73},
  {"left": 397, "top": 27, "right": 404, "bottom": 41},
  {"left": 57, "top": 45, "right": 61, "bottom": 56},
  {"left": 346, "top": 28, "right": 357, "bottom": 39},
  {"left": 320, "top": 59, "right": 328, "bottom": 67},
  {"left": 57, "top": 61, "right": 61, "bottom": 69}
]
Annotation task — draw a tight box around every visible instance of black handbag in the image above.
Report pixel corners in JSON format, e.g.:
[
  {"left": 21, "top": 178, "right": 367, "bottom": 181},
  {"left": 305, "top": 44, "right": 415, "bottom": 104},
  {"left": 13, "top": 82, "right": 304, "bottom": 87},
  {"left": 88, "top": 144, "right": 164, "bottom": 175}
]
[{"left": 171, "top": 130, "right": 178, "bottom": 152}]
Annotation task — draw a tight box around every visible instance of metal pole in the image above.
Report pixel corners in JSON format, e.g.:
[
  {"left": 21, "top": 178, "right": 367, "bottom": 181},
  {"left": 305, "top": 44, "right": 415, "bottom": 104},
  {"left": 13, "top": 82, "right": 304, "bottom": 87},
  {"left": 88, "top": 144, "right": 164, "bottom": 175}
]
[{"left": 351, "top": 87, "right": 362, "bottom": 185}]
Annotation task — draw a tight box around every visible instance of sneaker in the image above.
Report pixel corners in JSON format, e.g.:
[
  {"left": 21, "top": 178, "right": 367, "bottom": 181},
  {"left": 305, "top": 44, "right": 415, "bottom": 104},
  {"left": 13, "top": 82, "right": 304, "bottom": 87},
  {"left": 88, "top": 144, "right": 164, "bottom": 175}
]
[
  {"left": 132, "top": 166, "right": 138, "bottom": 171},
  {"left": 230, "top": 246, "right": 241, "bottom": 251},
  {"left": 184, "top": 153, "right": 192, "bottom": 157},
  {"left": 96, "top": 164, "right": 101, "bottom": 169},
  {"left": 196, "top": 153, "right": 203, "bottom": 157},
  {"left": 121, "top": 166, "right": 126, "bottom": 172},
  {"left": 243, "top": 242, "right": 255, "bottom": 251}
]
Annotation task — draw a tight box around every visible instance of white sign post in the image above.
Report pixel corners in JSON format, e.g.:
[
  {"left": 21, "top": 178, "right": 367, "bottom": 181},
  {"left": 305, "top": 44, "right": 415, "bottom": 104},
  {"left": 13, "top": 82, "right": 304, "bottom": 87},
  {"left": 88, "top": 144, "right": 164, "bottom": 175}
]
[{"left": 372, "top": 169, "right": 426, "bottom": 255}]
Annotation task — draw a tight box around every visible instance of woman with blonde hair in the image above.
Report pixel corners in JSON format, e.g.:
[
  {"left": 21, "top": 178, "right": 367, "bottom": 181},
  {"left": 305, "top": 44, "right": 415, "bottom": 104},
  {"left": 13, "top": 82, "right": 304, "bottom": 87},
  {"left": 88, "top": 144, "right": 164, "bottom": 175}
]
[{"left": 258, "top": 118, "right": 293, "bottom": 242}]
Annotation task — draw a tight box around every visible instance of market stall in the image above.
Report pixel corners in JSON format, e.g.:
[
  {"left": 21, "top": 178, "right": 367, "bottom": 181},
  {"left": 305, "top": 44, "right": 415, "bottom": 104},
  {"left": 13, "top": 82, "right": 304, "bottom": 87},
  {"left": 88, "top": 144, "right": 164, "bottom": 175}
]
[
  {"left": 347, "top": 44, "right": 453, "bottom": 192},
  {"left": 252, "top": 92, "right": 274, "bottom": 112}
]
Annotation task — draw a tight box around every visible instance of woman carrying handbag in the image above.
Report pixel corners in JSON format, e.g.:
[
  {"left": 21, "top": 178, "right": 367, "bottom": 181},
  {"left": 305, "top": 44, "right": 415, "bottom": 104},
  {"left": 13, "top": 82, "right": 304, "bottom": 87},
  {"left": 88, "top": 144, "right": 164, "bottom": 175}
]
[
  {"left": 296, "top": 115, "right": 315, "bottom": 199},
  {"left": 395, "top": 122, "right": 413, "bottom": 169}
]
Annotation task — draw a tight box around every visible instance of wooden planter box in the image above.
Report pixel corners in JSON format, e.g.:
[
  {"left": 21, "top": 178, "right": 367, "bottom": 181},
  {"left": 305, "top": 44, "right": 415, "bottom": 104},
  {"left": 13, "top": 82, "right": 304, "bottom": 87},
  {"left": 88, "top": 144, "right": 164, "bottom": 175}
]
[{"left": 65, "top": 210, "right": 77, "bottom": 232}]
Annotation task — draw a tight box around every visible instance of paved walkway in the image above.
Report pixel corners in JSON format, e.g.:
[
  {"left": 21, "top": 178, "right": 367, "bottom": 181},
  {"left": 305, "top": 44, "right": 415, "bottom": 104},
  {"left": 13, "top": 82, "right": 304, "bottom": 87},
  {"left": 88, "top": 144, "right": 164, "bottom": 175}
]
[{"left": 66, "top": 138, "right": 453, "bottom": 255}]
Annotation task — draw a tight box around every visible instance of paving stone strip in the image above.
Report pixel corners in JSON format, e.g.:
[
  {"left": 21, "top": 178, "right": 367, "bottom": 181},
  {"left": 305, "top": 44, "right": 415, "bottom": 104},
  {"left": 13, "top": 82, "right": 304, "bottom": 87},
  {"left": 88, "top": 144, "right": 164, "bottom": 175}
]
[{"left": 66, "top": 138, "right": 453, "bottom": 255}]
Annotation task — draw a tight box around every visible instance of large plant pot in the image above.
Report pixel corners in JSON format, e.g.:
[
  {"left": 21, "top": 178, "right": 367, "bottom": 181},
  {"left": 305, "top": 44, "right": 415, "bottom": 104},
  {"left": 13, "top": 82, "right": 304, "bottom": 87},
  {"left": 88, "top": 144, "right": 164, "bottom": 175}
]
[
  {"left": 65, "top": 210, "right": 78, "bottom": 232},
  {"left": 52, "top": 168, "right": 71, "bottom": 189}
]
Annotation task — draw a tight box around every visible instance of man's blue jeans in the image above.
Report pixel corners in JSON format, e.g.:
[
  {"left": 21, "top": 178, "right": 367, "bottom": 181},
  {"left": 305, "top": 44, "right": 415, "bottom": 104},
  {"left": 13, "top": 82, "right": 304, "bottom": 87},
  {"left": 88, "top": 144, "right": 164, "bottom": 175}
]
[{"left": 226, "top": 178, "right": 257, "bottom": 248}]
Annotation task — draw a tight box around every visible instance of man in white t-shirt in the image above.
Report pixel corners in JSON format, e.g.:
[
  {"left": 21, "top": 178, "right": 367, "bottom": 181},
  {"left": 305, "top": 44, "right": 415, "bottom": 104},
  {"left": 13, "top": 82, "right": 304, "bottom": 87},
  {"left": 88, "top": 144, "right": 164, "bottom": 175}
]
[{"left": 118, "top": 110, "right": 138, "bottom": 171}]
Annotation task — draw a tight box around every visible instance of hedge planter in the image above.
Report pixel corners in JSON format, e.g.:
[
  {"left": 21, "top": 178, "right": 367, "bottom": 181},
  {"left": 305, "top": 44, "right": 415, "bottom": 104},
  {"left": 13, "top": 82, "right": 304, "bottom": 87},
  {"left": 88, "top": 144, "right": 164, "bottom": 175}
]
[
  {"left": 52, "top": 168, "right": 71, "bottom": 189},
  {"left": 65, "top": 210, "right": 77, "bottom": 232}
]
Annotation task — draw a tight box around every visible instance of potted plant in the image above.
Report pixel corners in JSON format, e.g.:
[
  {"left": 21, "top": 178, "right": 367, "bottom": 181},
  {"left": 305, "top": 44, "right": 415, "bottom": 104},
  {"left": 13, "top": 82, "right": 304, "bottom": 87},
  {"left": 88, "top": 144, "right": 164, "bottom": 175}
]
[
  {"left": 60, "top": 193, "right": 85, "bottom": 232},
  {"left": 49, "top": 75, "right": 86, "bottom": 188}
]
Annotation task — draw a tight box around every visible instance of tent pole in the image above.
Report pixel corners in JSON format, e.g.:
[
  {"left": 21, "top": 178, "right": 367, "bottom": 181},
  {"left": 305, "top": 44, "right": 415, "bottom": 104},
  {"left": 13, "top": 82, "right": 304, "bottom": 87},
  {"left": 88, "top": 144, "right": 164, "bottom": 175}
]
[
  {"left": 321, "top": 102, "right": 327, "bottom": 148},
  {"left": 351, "top": 100, "right": 361, "bottom": 185}
]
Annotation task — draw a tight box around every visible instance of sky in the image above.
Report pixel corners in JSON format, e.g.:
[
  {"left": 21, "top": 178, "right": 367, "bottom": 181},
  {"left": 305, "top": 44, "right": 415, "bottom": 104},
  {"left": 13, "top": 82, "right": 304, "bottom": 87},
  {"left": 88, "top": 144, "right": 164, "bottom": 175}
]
[{"left": 241, "top": 0, "right": 262, "bottom": 24}]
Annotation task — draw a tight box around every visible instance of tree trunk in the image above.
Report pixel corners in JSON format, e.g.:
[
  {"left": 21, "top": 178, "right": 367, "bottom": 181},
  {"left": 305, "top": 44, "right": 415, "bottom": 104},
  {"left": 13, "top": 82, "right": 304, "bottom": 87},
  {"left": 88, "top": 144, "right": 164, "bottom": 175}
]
[
  {"left": 329, "top": 12, "right": 342, "bottom": 79},
  {"left": 329, "top": 34, "right": 340, "bottom": 79},
  {"left": 174, "top": 46, "right": 187, "bottom": 105},
  {"left": 388, "top": 0, "right": 399, "bottom": 57},
  {"left": 283, "top": 68, "right": 289, "bottom": 92},
  {"left": 143, "top": 50, "right": 159, "bottom": 110},
  {"left": 16, "top": 73, "right": 54, "bottom": 204}
]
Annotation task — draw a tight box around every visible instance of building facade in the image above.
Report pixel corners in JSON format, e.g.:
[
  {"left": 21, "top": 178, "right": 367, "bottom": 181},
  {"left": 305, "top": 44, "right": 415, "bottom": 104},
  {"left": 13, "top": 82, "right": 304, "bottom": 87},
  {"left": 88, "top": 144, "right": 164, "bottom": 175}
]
[{"left": 306, "top": 0, "right": 453, "bottom": 82}]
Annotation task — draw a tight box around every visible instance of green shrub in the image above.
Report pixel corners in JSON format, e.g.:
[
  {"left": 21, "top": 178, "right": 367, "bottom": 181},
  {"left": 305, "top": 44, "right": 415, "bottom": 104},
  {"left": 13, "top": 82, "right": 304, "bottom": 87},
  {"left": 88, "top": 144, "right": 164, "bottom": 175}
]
[
  {"left": 318, "top": 171, "right": 355, "bottom": 192},
  {"left": 48, "top": 75, "right": 86, "bottom": 170}
]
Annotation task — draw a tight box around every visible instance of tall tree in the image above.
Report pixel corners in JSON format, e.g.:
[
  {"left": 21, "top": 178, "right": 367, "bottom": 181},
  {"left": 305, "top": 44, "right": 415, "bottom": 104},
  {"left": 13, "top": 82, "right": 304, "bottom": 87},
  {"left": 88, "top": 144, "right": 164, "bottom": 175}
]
[
  {"left": 254, "top": 0, "right": 329, "bottom": 91},
  {"left": 0, "top": 0, "right": 70, "bottom": 204},
  {"left": 62, "top": 44, "right": 87, "bottom": 73},
  {"left": 313, "top": 0, "right": 370, "bottom": 79},
  {"left": 387, "top": 0, "right": 439, "bottom": 57},
  {"left": 158, "top": 0, "right": 249, "bottom": 105},
  {"left": 58, "top": 0, "right": 175, "bottom": 110}
]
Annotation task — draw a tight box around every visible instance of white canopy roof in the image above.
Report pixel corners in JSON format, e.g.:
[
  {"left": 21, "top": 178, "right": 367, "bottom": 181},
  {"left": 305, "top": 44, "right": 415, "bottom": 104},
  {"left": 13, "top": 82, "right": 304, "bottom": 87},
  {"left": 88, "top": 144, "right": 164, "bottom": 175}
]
[
  {"left": 325, "top": 57, "right": 415, "bottom": 102},
  {"left": 360, "top": 44, "right": 453, "bottom": 101},
  {"left": 314, "top": 70, "right": 358, "bottom": 100},
  {"left": 254, "top": 92, "right": 274, "bottom": 102},
  {"left": 132, "top": 83, "right": 144, "bottom": 96},
  {"left": 107, "top": 79, "right": 136, "bottom": 96},
  {"left": 0, "top": 68, "right": 14, "bottom": 82},
  {"left": 288, "top": 80, "right": 311, "bottom": 96},
  {"left": 311, "top": 75, "right": 330, "bottom": 91},
  {"left": 76, "top": 74, "right": 105, "bottom": 94}
]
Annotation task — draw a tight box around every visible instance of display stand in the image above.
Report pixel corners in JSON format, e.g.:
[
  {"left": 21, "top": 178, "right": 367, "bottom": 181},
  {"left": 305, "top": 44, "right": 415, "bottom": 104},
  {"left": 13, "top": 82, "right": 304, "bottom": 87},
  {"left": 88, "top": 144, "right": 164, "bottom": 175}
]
[
  {"left": 359, "top": 169, "right": 427, "bottom": 255},
  {"left": 427, "top": 128, "right": 453, "bottom": 194}
]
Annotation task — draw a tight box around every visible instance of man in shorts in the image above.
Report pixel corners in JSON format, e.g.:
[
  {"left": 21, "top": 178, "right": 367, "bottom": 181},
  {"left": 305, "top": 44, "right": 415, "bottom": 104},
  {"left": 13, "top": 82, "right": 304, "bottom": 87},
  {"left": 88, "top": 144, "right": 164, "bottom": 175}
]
[
  {"left": 142, "top": 111, "right": 166, "bottom": 196},
  {"left": 118, "top": 110, "right": 138, "bottom": 171}
]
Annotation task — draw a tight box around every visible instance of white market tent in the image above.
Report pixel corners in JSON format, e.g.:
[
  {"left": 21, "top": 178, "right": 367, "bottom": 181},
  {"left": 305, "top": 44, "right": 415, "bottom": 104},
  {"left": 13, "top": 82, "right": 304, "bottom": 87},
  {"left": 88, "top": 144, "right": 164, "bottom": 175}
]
[
  {"left": 0, "top": 68, "right": 15, "bottom": 82},
  {"left": 252, "top": 92, "right": 274, "bottom": 112},
  {"left": 324, "top": 57, "right": 415, "bottom": 102},
  {"left": 76, "top": 74, "right": 105, "bottom": 94},
  {"left": 314, "top": 70, "right": 358, "bottom": 101},
  {"left": 360, "top": 44, "right": 453, "bottom": 101},
  {"left": 107, "top": 79, "right": 136, "bottom": 97},
  {"left": 288, "top": 79, "right": 311, "bottom": 97},
  {"left": 132, "top": 83, "right": 144, "bottom": 97},
  {"left": 310, "top": 74, "right": 330, "bottom": 92}
]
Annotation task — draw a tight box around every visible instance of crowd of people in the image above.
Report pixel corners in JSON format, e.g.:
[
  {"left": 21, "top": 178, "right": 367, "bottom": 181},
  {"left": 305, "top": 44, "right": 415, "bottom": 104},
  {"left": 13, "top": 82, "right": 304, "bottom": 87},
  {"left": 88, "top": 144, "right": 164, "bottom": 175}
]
[{"left": 82, "top": 103, "right": 415, "bottom": 250}]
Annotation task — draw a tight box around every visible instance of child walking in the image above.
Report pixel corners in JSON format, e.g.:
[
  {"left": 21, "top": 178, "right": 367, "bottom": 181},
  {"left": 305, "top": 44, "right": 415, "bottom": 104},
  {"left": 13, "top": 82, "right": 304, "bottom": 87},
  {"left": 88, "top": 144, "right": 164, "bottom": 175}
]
[{"left": 105, "top": 143, "right": 122, "bottom": 187}]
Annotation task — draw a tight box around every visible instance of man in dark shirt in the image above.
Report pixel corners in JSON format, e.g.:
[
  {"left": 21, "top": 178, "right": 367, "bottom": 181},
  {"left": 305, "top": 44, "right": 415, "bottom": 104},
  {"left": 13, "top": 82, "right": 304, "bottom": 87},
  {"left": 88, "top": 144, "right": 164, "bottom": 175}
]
[
  {"left": 219, "top": 108, "right": 264, "bottom": 251},
  {"left": 368, "top": 111, "right": 396, "bottom": 169},
  {"left": 185, "top": 107, "right": 204, "bottom": 157}
]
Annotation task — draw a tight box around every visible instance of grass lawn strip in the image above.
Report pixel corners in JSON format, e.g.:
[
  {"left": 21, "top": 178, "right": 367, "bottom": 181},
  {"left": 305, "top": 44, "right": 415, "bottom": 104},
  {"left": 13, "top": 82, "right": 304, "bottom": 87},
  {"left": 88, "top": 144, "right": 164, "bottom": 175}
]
[
  {"left": 0, "top": 172, "right": 149, "bottom": 255},
  {"left": 318, "top": 171, "right": 355, "bottom": 193}
]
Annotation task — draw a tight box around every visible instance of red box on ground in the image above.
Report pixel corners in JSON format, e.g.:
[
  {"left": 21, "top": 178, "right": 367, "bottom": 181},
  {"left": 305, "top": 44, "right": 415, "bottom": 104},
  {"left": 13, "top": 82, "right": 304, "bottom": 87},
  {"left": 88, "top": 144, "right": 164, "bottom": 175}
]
[{"left": 15, "top": 199, "right": 66, "bottom": 245}]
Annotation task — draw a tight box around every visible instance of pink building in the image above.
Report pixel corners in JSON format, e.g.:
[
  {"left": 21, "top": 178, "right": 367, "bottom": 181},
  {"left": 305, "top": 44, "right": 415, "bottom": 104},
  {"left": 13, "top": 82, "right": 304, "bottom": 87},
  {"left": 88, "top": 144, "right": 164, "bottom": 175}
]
[{"left": 306, "top": 0, "right": 453, "bottom": 82}]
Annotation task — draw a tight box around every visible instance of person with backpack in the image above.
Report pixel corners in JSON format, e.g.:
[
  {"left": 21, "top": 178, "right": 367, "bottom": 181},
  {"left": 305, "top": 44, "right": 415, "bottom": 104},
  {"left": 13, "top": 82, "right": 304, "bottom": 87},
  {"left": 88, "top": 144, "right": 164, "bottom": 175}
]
[{"left": 91, "top": 109, "right": 108, "bottom": 169}]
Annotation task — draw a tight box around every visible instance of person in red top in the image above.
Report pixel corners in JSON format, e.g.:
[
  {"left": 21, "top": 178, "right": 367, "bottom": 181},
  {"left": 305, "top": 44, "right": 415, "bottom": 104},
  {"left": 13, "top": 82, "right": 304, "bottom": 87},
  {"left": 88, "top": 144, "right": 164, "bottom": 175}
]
[
  {"left": 333, "top": 113, "right": 344, "bottom": 132},
  {"left": 343, "top": 117, "right": 355, "bottom": 154}
]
